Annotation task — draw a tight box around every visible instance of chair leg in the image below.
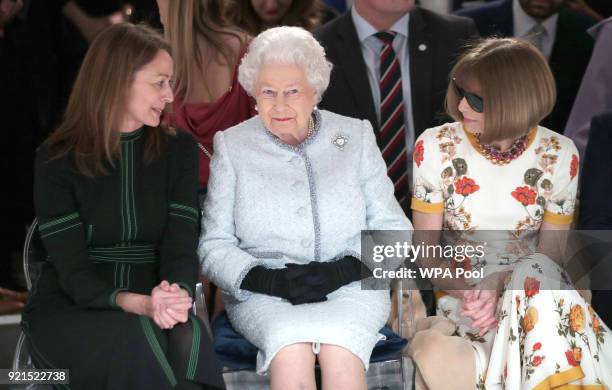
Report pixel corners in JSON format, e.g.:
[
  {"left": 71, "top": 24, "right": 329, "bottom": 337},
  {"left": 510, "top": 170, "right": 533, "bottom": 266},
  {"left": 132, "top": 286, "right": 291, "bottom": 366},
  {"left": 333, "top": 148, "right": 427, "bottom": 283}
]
[
  {"left": 389, "top": 289, "right": 428, "bottom": 341},
  {"left": 12, "top": 331, "right": 27, "bottom": 370},
  {"left": 193, "top": 282, "right": 213, "bottom": 338}
]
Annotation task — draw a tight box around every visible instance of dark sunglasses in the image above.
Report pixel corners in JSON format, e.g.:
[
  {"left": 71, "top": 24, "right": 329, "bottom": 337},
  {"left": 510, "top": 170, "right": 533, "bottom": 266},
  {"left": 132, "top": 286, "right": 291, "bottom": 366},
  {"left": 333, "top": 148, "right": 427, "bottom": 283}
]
[{"left": 452, "top": 78, "right": 484, "bottom": 113}]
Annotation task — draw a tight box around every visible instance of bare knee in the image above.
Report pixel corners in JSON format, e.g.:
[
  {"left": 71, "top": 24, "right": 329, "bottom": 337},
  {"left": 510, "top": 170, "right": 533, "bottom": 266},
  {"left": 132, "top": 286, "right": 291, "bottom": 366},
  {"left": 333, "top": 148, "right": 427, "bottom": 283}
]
[
  {"left": 270, "top": 343, "right": 315, "bottom": 373},
  {"left": 270, "top": 343, "right": 316, "bottom": 390},
  {"left": 318, "top": 344, "right": 366, "bottom": 390}
]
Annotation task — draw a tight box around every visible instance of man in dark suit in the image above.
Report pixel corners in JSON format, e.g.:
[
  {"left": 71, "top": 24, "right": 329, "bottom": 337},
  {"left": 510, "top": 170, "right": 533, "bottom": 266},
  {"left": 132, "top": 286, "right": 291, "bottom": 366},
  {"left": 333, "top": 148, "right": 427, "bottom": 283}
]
[
  {"left": 579, "top": 110, "right": 612, "bottom": 327},
  {"left": 455, "top": 0, "right": 596, "bottom": 133},
  {"left": 315, "top": 0, "right": 477, "bottom": 148}
]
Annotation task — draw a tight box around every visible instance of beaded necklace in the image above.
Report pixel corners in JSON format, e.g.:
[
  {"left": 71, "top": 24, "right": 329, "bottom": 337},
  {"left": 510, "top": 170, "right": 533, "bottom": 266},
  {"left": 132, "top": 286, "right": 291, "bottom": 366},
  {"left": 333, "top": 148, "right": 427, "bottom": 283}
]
[{"left": 475, "top": 133, "right": 528, "bottom": 165}]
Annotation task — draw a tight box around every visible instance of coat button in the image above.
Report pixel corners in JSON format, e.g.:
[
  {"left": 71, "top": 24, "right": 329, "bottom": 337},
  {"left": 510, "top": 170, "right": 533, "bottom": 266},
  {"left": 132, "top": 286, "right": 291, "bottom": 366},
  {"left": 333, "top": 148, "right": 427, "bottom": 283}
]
[
  {"left": 301, "top": 239, "right": 312, "bottom": 248},
  {"left": 297, "top": 207, "right": 307, "bottom": 216},
  {"left": 292, "top": 180, "right": 303, "bottom": 188}
]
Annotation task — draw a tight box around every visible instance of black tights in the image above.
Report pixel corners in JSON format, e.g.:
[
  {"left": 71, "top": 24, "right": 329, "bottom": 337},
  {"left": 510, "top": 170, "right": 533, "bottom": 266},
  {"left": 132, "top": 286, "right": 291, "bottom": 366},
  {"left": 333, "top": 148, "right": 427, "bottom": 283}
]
[{"left": 164, "top": 317, "right": 225, "bottom": 390}]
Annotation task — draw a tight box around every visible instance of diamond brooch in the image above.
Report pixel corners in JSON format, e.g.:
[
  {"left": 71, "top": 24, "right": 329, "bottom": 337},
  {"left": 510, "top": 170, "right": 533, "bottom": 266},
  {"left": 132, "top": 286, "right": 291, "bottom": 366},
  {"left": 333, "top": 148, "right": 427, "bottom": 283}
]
[{"left": 332, "top": 134, "right": 349, "bottom": 150}]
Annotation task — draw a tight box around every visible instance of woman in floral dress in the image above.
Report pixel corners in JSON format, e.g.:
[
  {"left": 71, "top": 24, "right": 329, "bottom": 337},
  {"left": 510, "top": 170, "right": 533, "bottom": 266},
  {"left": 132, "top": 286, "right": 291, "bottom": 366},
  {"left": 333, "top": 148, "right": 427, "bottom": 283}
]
[{"left": 408, "top": 38, "right": 611, "bottom": 389}]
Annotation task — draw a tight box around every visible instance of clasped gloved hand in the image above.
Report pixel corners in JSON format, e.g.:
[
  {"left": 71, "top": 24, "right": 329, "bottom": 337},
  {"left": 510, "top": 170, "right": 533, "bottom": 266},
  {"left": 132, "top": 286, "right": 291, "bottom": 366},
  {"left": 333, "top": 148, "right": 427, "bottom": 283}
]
[
  {"left": 240, "top": 256, "right": 371, "bottom": 305},
  {"left": 285, "top": 256, "right": 371, "bottom": 304},
  {"left": 240, "top": 265, "right": 329, "bottom": 305}
]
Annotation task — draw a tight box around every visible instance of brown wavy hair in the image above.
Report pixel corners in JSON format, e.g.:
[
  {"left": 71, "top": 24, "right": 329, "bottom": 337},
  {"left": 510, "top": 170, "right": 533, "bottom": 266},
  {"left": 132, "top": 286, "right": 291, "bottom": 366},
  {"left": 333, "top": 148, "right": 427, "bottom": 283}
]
[
  {"left": 163, "top": 0, "right": 247, "bottom": 102},
  {"left": 46, "top": 23, "right": 175, "bottom": 177},
  {"left": 226, "top": 0, "right": 324, "bottom": 36},
  {"left": 446, "top": 38, "right": 556, "bottom": 143}
]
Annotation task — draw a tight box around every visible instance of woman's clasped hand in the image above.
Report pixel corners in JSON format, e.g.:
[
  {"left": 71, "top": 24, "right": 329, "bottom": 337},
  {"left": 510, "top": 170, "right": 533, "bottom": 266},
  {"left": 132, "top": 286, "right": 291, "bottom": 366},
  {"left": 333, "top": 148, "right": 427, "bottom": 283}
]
[
  {"left": 460, "top": 272, "right": 507, "bottom": 336},
  {"left": 461, "top": 289, "right": 499, "bottom": 336},
  {"left": 149, "top": 281, "right": 193, "bottom": 329}
]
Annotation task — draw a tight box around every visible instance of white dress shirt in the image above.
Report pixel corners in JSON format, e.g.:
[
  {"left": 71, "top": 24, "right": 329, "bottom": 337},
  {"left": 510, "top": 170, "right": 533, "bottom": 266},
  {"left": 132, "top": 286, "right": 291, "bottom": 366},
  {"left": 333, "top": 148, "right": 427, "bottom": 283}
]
[
  {"left": 513, "top": 0, "right": 558, "bottom": 59},
  {"left": 351, "top": 6, "right": 416, "bottom": 162}
]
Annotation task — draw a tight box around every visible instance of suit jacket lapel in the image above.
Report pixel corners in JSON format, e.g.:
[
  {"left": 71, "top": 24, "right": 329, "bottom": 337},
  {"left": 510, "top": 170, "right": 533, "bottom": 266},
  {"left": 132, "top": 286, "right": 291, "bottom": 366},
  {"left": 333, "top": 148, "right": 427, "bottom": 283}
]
[
  {"left": 409, "top": 8, "right": 434, "bottom": 138},
  {"left": 336, "top": 13, "right": 379, "bottom": 130}
]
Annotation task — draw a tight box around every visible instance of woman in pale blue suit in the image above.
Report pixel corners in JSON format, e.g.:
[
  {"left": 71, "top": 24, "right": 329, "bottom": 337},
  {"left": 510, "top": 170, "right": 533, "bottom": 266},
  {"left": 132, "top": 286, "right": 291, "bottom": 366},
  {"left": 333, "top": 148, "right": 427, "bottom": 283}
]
[{"left": 199, "top": 26, "right": 411, "bottom": 390}]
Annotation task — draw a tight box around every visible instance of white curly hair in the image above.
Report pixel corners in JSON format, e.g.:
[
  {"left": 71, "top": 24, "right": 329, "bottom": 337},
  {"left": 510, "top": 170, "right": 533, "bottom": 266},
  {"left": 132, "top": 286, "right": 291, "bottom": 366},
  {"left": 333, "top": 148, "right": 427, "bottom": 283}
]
[{"left": 238, "top": 26, "right": 333, "bottom": 102}]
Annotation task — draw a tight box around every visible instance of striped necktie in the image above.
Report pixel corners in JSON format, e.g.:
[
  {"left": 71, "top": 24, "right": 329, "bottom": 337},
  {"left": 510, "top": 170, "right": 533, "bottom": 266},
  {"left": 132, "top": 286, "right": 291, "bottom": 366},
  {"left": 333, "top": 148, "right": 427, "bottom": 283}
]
[
  {"left": 375, "top": 31, "right": 409, "bottom": 207},
  {"left": 525, "top": 23, "right": 546, "bottom": 54}
]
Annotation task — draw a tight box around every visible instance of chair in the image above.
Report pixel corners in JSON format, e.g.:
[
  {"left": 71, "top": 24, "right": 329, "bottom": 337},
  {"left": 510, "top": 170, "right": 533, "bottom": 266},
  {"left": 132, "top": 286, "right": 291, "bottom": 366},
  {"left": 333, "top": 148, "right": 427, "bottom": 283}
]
[
  {"left": 13, "top": 219, "right": 214, "bottom": 379},
  {"left": 12, "top": 218, "right": 48, "bottom": 389},
  {"left": 208, "top": 279, "right": 415, "bottom": 390}
]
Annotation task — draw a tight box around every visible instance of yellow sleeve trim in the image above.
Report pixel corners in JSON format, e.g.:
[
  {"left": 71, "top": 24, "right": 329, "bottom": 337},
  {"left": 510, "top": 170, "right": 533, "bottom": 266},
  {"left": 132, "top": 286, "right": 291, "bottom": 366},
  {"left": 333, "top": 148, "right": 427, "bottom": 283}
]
[
  {"left": 411, "top": 198, "right": 444, "bottom": 214},
  {"left": 543, "top": 210, "right": 574, "bottom": 225},
  {"left": 533, "top": 365, "right": 604, "bottom": 390},
  {"left": 434, "top": 290, "right": 449, "bottom": 300}
]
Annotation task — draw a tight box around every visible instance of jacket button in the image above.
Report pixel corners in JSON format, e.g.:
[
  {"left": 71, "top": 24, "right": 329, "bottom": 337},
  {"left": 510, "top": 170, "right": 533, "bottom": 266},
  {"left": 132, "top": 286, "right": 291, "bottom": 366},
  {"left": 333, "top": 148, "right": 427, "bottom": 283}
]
[
  {"left": 301, "top": 239, "right": 312, "bottom": 248},
  {"left": 292, "top": 180, "right": 303, "bottom": 188},
  {"left": 297, "top": 207, "right": 307, "bottom": 216}
]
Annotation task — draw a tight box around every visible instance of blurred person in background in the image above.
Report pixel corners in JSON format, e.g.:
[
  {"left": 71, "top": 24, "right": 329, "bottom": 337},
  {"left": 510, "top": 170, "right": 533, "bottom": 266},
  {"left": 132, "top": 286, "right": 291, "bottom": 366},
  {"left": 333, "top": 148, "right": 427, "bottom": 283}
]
[
  {"left": 0, "top": 0, "right": 23, "bottom": 38},
  {"left": 1, "top": 0, "right": 36, "bottom": 313},
  {"left": 565, "top": 0, "right": 612, "bottom": 21},
  {"left": 157, "top": 0, "right": 253, "bottom": 195},
  {"left": 579, "top": 110, "right": 612, "bottom": 329},
  {"left": 324, "top": 0, "right": 348, "bottom": 13},
  {"left": 23, "top": 0, "right": 158, "bottom": 137},
  {"left": 226, "top": 0, "right": 335, "bottom": 36},
  {"left": 564, "top": 16, "right": 612, "bottom": 159}
]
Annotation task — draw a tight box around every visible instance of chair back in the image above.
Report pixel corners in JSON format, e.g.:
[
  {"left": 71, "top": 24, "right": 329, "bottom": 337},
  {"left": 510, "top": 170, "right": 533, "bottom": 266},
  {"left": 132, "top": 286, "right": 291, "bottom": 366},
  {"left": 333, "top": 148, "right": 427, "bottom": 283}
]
[
  {"left": 22, "top": 218, "right": 47, "bottom": 291},
  {"left": 13, "top": 218, "right": 47, "bottom": 378}
]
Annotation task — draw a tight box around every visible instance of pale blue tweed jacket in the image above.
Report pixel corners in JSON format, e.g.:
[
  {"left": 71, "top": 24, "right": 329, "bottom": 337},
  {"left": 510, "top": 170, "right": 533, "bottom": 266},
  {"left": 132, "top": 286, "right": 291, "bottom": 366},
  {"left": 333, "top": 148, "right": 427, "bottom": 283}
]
[{"left": 199, "top": 109, "right": 412, "bottom": 373}]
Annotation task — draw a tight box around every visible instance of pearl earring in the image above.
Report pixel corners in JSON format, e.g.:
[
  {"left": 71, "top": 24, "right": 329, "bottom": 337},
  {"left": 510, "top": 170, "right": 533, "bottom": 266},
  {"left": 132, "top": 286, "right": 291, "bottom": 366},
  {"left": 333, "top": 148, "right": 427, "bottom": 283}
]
[{"left": 254, "top": 105, "right": 258, "bottom": 112}]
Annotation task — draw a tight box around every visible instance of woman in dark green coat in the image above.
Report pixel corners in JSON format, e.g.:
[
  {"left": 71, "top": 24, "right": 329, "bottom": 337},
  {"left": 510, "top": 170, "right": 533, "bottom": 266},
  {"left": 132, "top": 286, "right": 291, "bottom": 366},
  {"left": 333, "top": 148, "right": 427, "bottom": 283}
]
[{"left": 22, "top": 23, "right": 224, "bottom": 390}]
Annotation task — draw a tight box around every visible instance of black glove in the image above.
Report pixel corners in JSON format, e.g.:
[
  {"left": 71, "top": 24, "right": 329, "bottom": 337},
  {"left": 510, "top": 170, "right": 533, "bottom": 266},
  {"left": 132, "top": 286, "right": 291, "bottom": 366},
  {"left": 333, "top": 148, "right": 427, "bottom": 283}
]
[
  {"left": 240, "top": 265, "right": 327, "bottom": 304},
  {"left": 286, "top": 256, "right": 371, "bottom": 300}
]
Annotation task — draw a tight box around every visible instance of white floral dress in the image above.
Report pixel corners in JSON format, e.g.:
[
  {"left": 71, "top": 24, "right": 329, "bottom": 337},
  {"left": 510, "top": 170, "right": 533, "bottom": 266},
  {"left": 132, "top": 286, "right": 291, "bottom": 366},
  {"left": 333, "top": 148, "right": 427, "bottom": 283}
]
[{"left": 411, "top": 122, "right": 611, "bottom": 389}]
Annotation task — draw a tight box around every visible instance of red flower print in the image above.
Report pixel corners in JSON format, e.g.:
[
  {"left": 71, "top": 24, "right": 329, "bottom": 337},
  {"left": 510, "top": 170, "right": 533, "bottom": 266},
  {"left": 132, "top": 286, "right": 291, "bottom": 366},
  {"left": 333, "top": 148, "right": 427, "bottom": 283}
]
[
  {"left": 570, "top": 154, "right": 578, "bottom": 179},
  {"left": 512, "top": 186, "right": 537, "bottom": 206},
  {"left": 414, "top": 140, "right": 425, "bottom": 167},
  {"left": 454, "top": 177, "right": 480, "bottom": 196},
  {"left": 533, "top": 342, "right": 542, "bottom": 351},
  {"left": 524, "top": 277, "right": 540, "bottom": 298},
  {"left": 532, "top": 355, "right": 543, "bottom": 367},
  {"left": 565, "top": 350, "right": 579, "bottom": 367},
  {"left": 451, "top": 256, "right": 472, "bottom": 272}
]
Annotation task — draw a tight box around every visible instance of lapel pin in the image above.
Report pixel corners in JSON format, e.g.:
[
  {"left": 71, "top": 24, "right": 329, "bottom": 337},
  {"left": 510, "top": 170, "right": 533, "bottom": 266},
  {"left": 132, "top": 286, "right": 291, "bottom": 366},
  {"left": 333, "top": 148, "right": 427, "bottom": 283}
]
[
  {"left": 418, "top": 44, "right": 427, "bottom": 51},
  {"left": 332, "top": 134, "right": 349, "bottom": 150}
]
